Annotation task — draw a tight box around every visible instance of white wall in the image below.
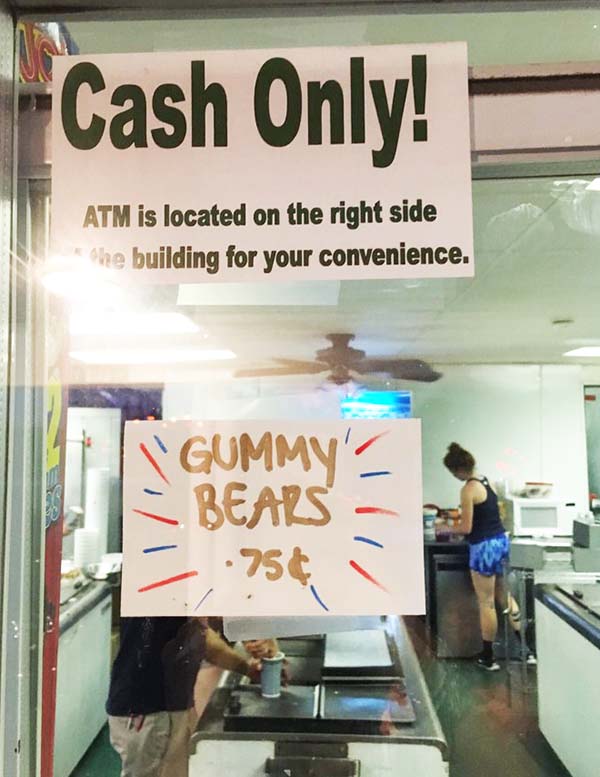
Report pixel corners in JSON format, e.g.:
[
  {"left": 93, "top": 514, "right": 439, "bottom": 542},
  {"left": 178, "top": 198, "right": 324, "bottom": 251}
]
[
  {"left": 163, "top": 363, "right": 590, "bottom": 514},
  {"left": 162, "top": 377, "right": 342, "bottom": 421},
  {"left": 414, "top": 365, "right": 588, "bottom": 511}
]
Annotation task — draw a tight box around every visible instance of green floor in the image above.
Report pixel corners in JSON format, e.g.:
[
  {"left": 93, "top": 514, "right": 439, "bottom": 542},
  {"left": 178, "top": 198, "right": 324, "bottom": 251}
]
[
  {"left": 407, "top": 617, "right": 571, "bottom": 777},
  {"left": 71, "top": 624, "right": 571, "bottom": 777},
  {"left": 71, "top": 725, "right": 120, "bottom": 777}
]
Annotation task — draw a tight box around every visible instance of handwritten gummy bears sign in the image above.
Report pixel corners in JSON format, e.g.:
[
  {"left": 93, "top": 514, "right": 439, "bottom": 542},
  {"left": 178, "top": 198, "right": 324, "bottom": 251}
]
[{"left": 122, "top": 419, "right": 425, "bottom": 616}]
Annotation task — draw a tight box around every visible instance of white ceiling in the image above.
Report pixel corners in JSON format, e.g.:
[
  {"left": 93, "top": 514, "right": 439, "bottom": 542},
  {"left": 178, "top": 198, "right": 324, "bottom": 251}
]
[{"left": 65, "top": 175, "right": 600, "bottom": 387}]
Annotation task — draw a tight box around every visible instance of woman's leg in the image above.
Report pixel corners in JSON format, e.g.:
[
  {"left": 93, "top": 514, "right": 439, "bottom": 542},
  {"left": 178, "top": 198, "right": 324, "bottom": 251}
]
[
  {"left": 495, "top": 575, "right": 521, "bottom": 635},
  {"left": 471, "top": 570, "right": 498, "bottom": 642}
]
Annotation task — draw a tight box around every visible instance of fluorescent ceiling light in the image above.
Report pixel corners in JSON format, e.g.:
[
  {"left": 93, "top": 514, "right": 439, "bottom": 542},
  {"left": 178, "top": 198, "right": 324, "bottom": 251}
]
[
  {"left": 70, "top": 312, "right": 200, "bottom": 336},
  {"left": 42, "top": 256, "right": 118, "bottom": 301},
  {"left": 70, "top": 348, "right": 235, "bottom": 365},
  {"left": 564, "top": 347, "right": 600, "bottom": 357}
]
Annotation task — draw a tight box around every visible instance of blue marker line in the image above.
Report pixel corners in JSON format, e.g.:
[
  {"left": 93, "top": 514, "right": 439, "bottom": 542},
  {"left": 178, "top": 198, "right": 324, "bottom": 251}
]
[
  {"left": 143, "top": 545, "right": 178, "bottom": 554},
  {"left": 310, "top": 584, "right": 329, "bottom": 612},
  {"left": 154, "top": 435, "right": 168, "bottom": 454},
  {"left": 345, "top": 427, "right": 351, "bottom": 445},
  {"left": 354, "top": 536, "right": 384, "bottom": 549},
  {"left": 144, "top": 488, "right": 163, "bottom": 496},
  {"left": 194, "top": 588, "right": 214, "bottom": 611},
  {"left": 360, "top": 470, "right": 392, "bottom": 479}
]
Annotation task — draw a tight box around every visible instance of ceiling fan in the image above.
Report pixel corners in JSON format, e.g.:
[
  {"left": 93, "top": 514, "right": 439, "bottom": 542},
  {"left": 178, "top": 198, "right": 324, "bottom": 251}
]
[{"left": 234, "top": 333, "right": 442, "bottom": 385}]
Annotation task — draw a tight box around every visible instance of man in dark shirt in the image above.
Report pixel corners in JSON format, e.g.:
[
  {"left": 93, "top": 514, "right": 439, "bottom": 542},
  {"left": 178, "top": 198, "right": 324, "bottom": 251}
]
[{"left": 107, "top": 617, "right": 265, "bottom": 777}]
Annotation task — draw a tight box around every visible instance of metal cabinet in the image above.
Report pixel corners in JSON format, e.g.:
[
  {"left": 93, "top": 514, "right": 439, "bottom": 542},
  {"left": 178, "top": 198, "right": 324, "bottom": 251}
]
[{"left": 54, "top": 588, "right": 112, "bottom": 777}]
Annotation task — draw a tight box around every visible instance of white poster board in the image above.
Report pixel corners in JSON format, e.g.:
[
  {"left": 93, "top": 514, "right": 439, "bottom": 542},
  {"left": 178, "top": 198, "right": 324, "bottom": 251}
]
[
  {"left": 121, "top": 419, "right": 424, "bottom": 616},
  {"left": 51, "top": 43, "right": 473, "bottom": 284}
]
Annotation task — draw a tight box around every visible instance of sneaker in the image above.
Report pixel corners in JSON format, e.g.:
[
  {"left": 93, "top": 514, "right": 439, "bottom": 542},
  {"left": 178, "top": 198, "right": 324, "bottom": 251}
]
[{"left": 476, "top": 656, "right": 500, "bottom": 672}]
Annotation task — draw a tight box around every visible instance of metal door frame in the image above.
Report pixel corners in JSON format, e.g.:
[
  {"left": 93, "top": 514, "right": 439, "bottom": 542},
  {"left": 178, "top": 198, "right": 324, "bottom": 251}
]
[{"left": 3, "top": 3, "right": 600, "bottom": 776}]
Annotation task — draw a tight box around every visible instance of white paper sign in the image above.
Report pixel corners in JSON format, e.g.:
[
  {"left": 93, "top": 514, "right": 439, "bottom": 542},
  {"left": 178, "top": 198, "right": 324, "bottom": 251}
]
[
  {"left": 51, "top": 43, "right": 473, "bottom": 284},
  {"left": 122, "top": 419, "right": 424, "bottom": 616}
]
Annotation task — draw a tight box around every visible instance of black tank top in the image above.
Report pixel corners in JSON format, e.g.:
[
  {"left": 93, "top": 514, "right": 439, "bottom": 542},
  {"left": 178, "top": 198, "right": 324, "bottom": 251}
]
[{"left": 466, "top": 476, "right": 505, "bottom": 544}]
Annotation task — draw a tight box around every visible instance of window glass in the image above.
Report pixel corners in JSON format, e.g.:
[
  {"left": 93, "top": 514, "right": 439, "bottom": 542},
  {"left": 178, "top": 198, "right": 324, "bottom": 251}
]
[{"left": 12, "top": 10, "right": 600, "bottom": 777}]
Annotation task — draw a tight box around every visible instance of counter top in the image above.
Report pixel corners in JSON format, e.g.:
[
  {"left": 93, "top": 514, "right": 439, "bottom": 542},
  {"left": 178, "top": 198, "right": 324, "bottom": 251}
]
[
  {"left": 59, "top": 580, "right": 112, "bottom": 635},
  {"left": 424, "top": 539, "right": 468, "bottom": 549},
  {"left": 535, "top": 583, "right": 600, "bottom": 650},
  {"left": 191, "top": 616, "right": 448, "bottom": 758}
]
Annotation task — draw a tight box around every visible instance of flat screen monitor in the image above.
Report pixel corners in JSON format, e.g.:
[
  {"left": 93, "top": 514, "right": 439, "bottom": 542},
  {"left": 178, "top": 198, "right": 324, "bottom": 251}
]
[{"left": 340, "top": 390, "right": 412, "bottom": 420}]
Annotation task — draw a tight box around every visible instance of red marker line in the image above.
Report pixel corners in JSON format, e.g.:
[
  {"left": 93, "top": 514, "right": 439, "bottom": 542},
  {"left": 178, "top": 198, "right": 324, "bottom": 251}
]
[
  {"left": 355, "top": 507, "right": 399, "bottom": 517},
  {"left": 140, "top": 442, "right": 171, "bottom": 485},
  {"left": 133, "top": 508, "right": 179, "bottom": 526},
  {"left": 138, "top": 570, "right": 198, "bottom": 593},
  {"left": 354, "top": 430, "right": 390, "bottom": 456},
  {"left": 349, "top": 560, "right": 389, "bottom": 592}
]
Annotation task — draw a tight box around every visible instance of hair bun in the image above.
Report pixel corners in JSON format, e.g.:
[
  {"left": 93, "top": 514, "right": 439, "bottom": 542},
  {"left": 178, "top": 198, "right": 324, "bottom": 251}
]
[{"left": 443, "top": 442, "right": 475, "bottom": 473}]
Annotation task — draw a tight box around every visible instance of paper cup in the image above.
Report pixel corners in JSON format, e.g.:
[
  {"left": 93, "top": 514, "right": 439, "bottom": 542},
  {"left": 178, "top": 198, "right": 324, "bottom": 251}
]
[{"left": 260, "top": 651, "right": 285, "bottom": 699}]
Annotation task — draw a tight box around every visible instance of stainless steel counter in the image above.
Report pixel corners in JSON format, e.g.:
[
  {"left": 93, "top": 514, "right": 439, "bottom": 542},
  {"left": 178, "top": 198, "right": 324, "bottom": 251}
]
[
  {"left": 535, "top": 582, "right": 600, "bottom": 777},
  {"left": 535, "top": 583, "right": 600, "bottom": 650},
  {"left": 59, "top": 580, "right": 111, "bottom": 635},
  {"left": 191, "top": 616, "right": 447, "bottom": 755}
]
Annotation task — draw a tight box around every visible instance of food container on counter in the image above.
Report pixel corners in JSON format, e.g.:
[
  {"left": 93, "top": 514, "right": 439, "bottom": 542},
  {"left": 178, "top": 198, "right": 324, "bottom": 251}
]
[
  {"left": 423, "top": 507, "right": 438, "bottom": 540},
  {"left": 516, "top": 481, "right": 553, "bottom": 498}
]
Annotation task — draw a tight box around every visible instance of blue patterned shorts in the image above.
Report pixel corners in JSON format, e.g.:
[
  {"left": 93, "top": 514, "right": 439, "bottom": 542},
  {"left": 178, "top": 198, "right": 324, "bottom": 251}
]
[{"left": 469, "top": 533, "right": 510, "bottom": 576}]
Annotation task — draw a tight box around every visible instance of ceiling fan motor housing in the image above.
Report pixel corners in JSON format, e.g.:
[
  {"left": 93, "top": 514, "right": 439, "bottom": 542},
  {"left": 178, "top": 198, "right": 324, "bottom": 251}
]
[{"left": 317, "top": 333, "right": 366, "bottom": 369}]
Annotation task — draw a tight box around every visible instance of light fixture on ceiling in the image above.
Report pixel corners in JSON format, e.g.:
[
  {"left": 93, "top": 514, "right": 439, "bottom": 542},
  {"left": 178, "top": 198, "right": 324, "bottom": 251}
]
[
  {"left": 564, "top": 347, "right": 600, "bottom": 357},
  {"left": 70, "top": 348, "right": 236, "bottom": 365},
  {"left": 70, "top": 312, "right": 201, "bottom": 336},
  {"left": 42, "top": 254, "right": 117, "bottom": 301}
]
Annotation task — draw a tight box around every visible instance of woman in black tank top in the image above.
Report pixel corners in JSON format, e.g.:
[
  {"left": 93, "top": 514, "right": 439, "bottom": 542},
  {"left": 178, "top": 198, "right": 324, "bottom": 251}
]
[
  {"left": 464, "top": 475, "right": 505, "bottom": 544},
  {"left": 442, "top": 443, "right": 534, "bottom": 670}
]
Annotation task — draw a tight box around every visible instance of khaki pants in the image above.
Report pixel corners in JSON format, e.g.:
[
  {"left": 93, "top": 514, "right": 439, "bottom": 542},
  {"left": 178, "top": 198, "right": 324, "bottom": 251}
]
[{"left": 108, "top": 709, "right": 196, "bottom": 777}]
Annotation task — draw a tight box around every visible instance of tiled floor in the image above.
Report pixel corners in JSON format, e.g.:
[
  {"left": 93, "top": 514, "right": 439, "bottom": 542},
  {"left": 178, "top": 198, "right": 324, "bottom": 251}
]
[
  {"left": 70, "top": 725, "right": 120, "bottom": 777},
  {"left": 406, "top": 617, "right": 571, "bottom": 777},
  {"left": 71, "top": 624, "right": 571, "bottom": 777}
]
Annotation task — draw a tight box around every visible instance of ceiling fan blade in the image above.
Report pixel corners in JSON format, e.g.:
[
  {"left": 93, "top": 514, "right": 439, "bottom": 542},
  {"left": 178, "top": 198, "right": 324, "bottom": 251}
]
[
  {"left": 234, "top": 364, "right": 327, "bottom": 378},
  {"left": 360, "top": 358, "right": 443, "bottom": 382},
  {"left": 272, "top": 358, "right": 329, "bottom": 374}
]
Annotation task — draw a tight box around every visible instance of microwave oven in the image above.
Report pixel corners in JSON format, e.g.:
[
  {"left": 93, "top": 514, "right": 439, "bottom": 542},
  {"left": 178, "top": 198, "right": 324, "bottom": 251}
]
[{"left": 504, "top": 498, "right": 574, "bottom": 538}]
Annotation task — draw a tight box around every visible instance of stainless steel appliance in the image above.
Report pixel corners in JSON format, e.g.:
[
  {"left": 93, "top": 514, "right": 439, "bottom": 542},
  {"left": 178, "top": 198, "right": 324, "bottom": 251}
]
[
  {"left": 573, "top": 517, "right": 600, "bottom": 550},
  {"left": 190, "top": 618, "right": 449, "bottom": 777},
  {"left": 433, "top": 554, "right": 481, "bottom": 658}
]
